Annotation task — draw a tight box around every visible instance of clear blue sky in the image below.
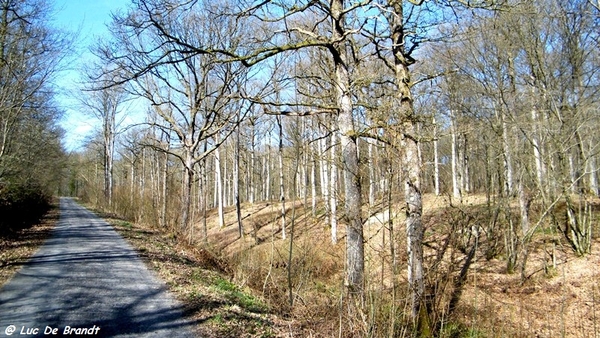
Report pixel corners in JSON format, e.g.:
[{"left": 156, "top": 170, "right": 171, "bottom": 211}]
[{"left": 53, "top": 0, "right": 129, "bottom": 151}]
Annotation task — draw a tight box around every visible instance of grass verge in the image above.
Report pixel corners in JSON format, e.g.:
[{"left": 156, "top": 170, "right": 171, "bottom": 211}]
[{"left": 94, "top": 210, "right": 283, "bottom": 338}]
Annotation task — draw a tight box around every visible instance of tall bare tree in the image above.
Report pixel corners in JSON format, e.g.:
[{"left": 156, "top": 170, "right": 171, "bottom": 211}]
[
  {"left": 95, "top": 1, "right": 259, "bottom": 232},
  {"left": 79, "top": 75, "right": 128, "bottom": 207}
]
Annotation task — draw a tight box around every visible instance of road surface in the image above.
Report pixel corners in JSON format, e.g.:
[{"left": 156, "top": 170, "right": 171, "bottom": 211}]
[{"left": 0, "top": 197, "right": 196, "bottom": 337}]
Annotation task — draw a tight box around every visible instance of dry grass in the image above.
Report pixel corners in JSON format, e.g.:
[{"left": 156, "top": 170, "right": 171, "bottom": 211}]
[
  {"left": 0, "top": 201, "right": 58, "bottom": 287},
  {"left": 96, "top": 211, "right": 288, "bottom": 338},
  {"left": 85, "top": 192, "right": 600, "bottom": 337},
  {"left": 201, "top": 201, "right": 348, "bottom": 337},
  {"left": 453, "top": 238, "right": 600, "bottom": 338},
  {"left": 198, "top": 194, "right": 600, "bottom": 337}
]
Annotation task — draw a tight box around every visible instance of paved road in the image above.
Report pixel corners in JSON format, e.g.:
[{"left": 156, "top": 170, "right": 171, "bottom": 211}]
[{"left": 0, "top": 198, "right": 197, "bottom": 337}]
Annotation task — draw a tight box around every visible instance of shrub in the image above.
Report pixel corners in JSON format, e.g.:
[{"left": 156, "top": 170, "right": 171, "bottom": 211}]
[{"left": 0, "top": 180, "right": 51, "bottom": 234}]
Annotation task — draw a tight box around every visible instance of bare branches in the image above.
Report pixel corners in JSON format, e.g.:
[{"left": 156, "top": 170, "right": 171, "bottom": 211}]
[
  {"left": 412, "top": 68, "right": 459, "bottom": 87},
  {"left": 0, "top": 0, "right": 68, "bottom": 202},
  {"left": 264, "top": 109, "right": 336, "bottom": 116}
]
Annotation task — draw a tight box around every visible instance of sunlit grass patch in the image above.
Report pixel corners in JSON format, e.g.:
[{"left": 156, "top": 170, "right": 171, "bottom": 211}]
[{"left": 211, "top": 276, "right": 268, "bottom": 313}]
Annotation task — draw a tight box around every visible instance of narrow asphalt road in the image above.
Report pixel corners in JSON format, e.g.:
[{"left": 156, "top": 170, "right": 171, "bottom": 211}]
[{"left": 0, "top": 197, "right": 197, "bottom": 337}]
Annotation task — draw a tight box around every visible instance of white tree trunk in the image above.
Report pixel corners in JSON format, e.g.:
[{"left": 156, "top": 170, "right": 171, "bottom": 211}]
[
  {"left": 196, "top": 155, "right": 207, "bottom": 243},
  {"left": 150, "top": 152, "right": 157, "bottom": 209},
  {"left": 130, "top": 159, "right": 135, "bottom": 203},
  {"left": 104, "top": 126, "right": 114, "bottom": 207},
  {"left": 433, "top": 116, "right": 440, "bottom": 196},
  {"left": 588, "top": 152, "right": 599, "bottom": 196},
  {"left": 161, "top": 150, "right": 168, "bottom": 228},
  {"left": 531, "top": 97, "right": 545, "bottom": 191},
  {"left": 311, "top": 148, "right": 317, "bottom": 216},
  {"left": 332, "top": 0, "right": 363, "bottom": 294},
  {"left": 329, "top": 132, "right": 338, "bottom": 244},
  {"left": 214, "top": 142, "right": 225, "bottom": 228},
  {"left": 265, "top": 149, "right": 271, "bottom": 201},
  {"left": 224, "top": 149, "right": 231, "bottom": 207},
  {"left": 451, "top": 111, "right": 461, "bottom": 199},
  {"left": 180, "top": 151, "right": 194, "bottom": 233},
  {"left": 277, "top": 116, "right": 287, "bottom": 240},
  {"left": 302, "top": 139, "right": 308, "bottom": 206},
  {"left": 368, "top": 139, "right": 377, "bottom": 205},
  {"left": 389, "top": 0, "right": 425, "bottom": 322},
  {"left": 249, "top": 127, "right": 256, "bottom": 204},
  {"left": 462, "top": 135, "right": 470, "bottom": 194},
  {"left": 569, "top": 153, "right": 577, "bottom": 193},
  {"left": 501, "top": 113, "right": 514, "bottom": 196},
  {"left": 234, "top": 125, "right": 243, "bottom": 237},
  {"left": 319, "top": 136, "right": 330, "bottom": 218}
]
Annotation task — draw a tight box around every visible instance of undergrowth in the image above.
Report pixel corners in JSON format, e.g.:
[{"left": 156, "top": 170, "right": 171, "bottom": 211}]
[{"left": 83, "top": 193, "right": 600, "bottom": 338}]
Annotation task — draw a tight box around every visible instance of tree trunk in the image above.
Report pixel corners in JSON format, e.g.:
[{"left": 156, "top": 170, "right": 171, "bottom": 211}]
[
  {"left": 104, "top": 127, "right": 114, "bottom": 207},
  {"left": 389, "top": 0, "right": 427, "bottom": 327},
  {"left": 569, "top": 153, "right": 578, "bottom": 193},
  {"left": 214, "top": 140, "right": 225, "bottom": 228},
  {"left": 329, "top": 132, "right": 338, "bottom": 244},
  {"left": 530, "top": 89, "right": 546, "bottom": 192},
  {"left": 433, "top": 116, "right": 440, "bottom": 196},
  {"left": 249, "top": 122, "right": 256, "bottom": 204},
  {"left": 332, "top": 0, "right": 364, "bottom": 295},
  {"left": 518, "top": 174, "right": 529, "bottom": 235},
  {"left": 462, "top": 134, "right": 470, "bottom": 194},
  {"left": 150, "top": 151, "right": 158, "bottom": 211},
  {"left": 180, "top": 151, "right": 193, "bottom": 233},
  {"left": 277, "top": 115, "right": 287, "bottom": 240},
  {"left": 319, "top": 134, "right": 330, "bottom": 220},
  {"left": 130, "top": 159, "right": 135, "bottom": 205},
  {"left": 161, "top": 149, "right": 168, "bottom": 228},
  {"left": 578, "top": 133, "right": 599, "bottom": 196},
  {"left": 224, "top": 148, "right": 230, "bottom": 207},
  {"left": 501, "top": 110, "right": 514, "bottom": 196},
  {"left": 311, "top": 147, "right": 317, "bottom": 216},
  {"left": 451, "top": 111, "right": 462, "bottom": 199},
  {"left": 302, "top": 133, "right": 308, "bottom": 207},
  {"left": 368, "top": 138, "right": 377, "bottom": 205},
  {"left": 234, "top": 125, "right": 243, "bottom": 238},
  {"left": 104, "top": 148, "right": 112, "bottom": 207},
  {"left": 199, "top": 155, "right": 208, "bottom": 243},
  {"left": 588, "top": 153, "right": 599, "bottom": 196},
  {"left": 265, "top": 148, "right": 271, "bottom": 201}
]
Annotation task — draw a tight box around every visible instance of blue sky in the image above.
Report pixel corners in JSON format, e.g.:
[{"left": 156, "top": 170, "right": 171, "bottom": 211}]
[{"left": 53, "top": 0, "right": 129, "bottom": 151}]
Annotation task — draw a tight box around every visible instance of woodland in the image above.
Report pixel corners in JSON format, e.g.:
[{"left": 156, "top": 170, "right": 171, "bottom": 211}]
[{"left": 1, "top": 0, "right": 599, "bottom": 337}]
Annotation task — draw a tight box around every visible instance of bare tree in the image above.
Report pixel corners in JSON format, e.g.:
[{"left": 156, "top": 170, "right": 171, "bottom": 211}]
[
  {"left": 214, "top": 137, "right": 225, "bottom": 228},
  {"left": 95, "top": 1, "right": 259, "bottom": 233},
  {"left": 0, "top": 0, "right": 69, "bottom": 227},
  {"left": 0, "top": 0, "right": 69, "bottom": 176},
  {"left": 79, "top": 75, "right": 128, "bottom": 207}
]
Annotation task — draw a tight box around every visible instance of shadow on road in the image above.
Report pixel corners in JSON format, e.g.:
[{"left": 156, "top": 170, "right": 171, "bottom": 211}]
[{"left": 0, "top": 198, "right": 197, "bottom": 337}]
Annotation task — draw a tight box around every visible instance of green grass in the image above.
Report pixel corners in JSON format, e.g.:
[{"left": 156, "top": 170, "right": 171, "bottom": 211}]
[
  {"left": 209, "top": 313, "right": 224, "bottom": 325},
  {"left": 440, "top": 321, "right": 488, "bottom": 338},
  {"left": 212, "top": 277, "right": 268, "bottom": 313}
]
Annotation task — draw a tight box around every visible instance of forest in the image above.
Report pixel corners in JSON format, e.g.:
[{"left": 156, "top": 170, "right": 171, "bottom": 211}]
[
  {"left": 1, "top": 0, "right": 599, "bottom": 336},
  {"left": 0, "top": 0, "right": 67, "bottom": 232}
]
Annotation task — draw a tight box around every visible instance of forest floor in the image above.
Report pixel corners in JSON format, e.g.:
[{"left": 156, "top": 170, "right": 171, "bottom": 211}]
[
  {"left": 456, "top": 243, "right": 600, "bottom": 337},
  {"left": 439, "top": 196, "right": 600, "bottom": 338},
  {"left": 38, "top": 195, "right": 600, "bottom": 337}
]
